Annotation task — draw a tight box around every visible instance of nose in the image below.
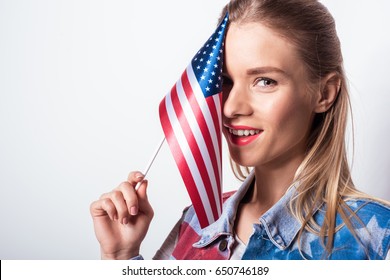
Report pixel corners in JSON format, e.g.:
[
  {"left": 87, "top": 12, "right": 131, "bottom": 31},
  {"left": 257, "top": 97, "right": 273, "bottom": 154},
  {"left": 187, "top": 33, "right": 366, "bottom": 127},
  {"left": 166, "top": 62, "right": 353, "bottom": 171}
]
[{"left": 223, "top": 84, "right": 253, "bottom": 119}]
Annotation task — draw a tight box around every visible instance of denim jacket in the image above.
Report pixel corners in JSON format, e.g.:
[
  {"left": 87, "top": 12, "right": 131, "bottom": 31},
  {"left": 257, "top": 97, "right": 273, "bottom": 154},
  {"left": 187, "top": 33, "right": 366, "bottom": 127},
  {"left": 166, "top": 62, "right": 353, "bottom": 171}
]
[{"left": 152, "top": 171, "right": 390, "bottom": 260}]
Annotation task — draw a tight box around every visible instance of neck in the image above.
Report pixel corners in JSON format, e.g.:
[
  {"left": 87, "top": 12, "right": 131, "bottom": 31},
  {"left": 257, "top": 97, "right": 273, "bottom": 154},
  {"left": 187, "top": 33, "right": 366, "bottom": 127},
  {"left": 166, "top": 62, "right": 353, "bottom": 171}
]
[{"left": 250, "top": 152, "right": 304, "bottom": 207}]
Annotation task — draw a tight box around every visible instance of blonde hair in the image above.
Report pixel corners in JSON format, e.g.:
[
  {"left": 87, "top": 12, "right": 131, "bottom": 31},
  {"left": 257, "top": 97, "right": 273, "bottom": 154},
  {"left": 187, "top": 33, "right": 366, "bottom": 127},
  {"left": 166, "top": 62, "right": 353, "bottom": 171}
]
[{"left": 221, "top": 0, "right": 388, "bottom": 257}]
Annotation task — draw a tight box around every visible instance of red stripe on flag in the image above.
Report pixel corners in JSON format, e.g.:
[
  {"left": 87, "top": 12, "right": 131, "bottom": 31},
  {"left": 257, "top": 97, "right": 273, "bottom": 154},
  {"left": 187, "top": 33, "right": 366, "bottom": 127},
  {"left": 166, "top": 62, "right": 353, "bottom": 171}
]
[
  {"left": 170, "top": 82, "right": 220, "bottom": 222},
  {"left": 159, "top": 92, "right": 209, "bottom": 228}
]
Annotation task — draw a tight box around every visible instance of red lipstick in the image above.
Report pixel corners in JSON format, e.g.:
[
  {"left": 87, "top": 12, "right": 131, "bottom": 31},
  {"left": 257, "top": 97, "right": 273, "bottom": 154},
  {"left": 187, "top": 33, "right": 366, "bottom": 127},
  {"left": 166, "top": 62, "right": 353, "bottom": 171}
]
[{"left": 224, "top": 125, "right": 262, "bottom": 146}]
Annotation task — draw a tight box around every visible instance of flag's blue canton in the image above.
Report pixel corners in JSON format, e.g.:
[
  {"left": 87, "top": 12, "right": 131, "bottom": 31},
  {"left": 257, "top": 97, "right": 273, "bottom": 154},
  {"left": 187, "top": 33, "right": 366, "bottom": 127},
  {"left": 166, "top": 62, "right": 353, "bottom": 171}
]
[{"left": 191, "top": 15, "right": 228, "bottom": 98}]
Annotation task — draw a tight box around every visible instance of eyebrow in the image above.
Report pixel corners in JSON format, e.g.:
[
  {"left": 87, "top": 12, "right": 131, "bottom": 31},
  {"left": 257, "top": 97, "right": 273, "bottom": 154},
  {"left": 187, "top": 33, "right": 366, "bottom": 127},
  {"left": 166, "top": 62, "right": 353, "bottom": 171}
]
[
  {"left": 246, "top": 66, "right": 290, "bottom": 77},
  {"left": 222, "top": 66, "right": 291, "bottom": 81}
]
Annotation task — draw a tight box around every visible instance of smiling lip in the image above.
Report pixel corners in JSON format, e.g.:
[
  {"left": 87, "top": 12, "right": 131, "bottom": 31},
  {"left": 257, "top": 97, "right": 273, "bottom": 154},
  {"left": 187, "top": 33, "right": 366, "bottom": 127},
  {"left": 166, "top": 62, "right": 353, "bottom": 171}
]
[{"left": 224, "top": 125, "right": 263, "bottom": 146}]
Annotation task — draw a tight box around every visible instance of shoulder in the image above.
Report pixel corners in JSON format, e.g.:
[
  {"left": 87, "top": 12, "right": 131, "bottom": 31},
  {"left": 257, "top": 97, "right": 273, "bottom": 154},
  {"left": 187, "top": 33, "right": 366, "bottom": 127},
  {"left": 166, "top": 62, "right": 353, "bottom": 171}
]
[
  {"left": 346, "top": 198, "right": 390, "bottom": 227},
  {"left": 314, "top": 198, "right": 390, "bottom": 259},
  {"left": 344, "top": 198, "right": 390, "bottom": 259}
]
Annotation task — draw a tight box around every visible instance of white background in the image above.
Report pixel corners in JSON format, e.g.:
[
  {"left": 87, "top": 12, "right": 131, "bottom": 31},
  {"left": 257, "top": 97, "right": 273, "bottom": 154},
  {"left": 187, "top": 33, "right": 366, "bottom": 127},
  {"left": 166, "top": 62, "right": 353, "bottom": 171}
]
[{"left": 0, "top": 0, "right": 389, "bottom": 260}]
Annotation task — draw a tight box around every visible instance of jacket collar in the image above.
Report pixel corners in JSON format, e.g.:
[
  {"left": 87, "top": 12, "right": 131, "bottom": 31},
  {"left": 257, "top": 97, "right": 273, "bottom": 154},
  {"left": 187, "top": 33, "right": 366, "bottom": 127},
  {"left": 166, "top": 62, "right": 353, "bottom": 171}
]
[{"left": 193, "top": 170, "right": 301, "bottom": 250}]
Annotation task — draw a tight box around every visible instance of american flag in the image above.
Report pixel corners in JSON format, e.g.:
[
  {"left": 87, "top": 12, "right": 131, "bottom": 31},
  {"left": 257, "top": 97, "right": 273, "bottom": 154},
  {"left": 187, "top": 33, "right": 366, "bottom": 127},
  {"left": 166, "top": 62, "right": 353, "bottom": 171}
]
[{"left": 159, "top": 14, "right": 228, "bottom": 228}]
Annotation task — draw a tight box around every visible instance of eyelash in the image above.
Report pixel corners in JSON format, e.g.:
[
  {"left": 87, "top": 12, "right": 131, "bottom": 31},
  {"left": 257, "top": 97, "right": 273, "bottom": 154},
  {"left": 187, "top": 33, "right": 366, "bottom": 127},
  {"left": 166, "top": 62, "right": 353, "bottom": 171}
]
[
  {"left": 221, "top": 77, "right": 277, "bottom": 92},
  {"left": 222, "top": 77, "right": 276, "bottom": 86},
  {"left": 255, "top": 77, "right": 277, "bottom": 88}
]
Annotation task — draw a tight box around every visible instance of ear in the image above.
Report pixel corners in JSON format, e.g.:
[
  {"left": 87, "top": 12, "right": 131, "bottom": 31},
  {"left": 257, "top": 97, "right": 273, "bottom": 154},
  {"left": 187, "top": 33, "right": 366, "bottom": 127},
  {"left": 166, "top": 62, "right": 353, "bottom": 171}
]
[{"left": 314, "top": 72, "right": 341, "bottom": 113}]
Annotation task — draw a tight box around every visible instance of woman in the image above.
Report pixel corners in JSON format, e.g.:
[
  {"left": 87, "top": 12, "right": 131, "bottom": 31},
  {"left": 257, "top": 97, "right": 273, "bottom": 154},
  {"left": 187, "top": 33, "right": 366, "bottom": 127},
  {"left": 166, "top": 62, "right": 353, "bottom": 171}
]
[{"left": 90, "top": 0, "right": 390, "bottom": 259}]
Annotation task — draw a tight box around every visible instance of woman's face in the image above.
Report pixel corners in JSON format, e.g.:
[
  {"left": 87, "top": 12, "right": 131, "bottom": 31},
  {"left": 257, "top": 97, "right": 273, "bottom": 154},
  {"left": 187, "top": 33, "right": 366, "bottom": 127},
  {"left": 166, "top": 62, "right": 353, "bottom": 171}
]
[{"left": 222, "top": 22, "right": 317, "bottom": 169}]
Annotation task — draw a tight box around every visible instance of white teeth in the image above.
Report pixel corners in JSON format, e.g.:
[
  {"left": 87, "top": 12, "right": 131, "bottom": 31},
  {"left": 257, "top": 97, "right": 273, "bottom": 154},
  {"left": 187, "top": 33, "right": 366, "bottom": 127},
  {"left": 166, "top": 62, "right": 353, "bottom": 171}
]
[{"left": 228, "top": 128, "right": 261, "bottom": 136}]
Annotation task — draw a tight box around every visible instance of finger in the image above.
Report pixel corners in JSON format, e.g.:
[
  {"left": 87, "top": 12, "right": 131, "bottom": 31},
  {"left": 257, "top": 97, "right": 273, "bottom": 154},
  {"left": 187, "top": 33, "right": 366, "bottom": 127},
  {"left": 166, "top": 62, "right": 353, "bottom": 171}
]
[
  {"left": 136, "top": 179, "right": 148, "bottom": 201},
  {"left": 90, "top": 198, "right": 117, "bottom": 221},
  {"left": 127, "top": 171, "right": 145, "bottom": 186},
  {"left": 109, "top": 189, "right": 132, "bottom": 224},
  {"left": 136, "top": 180, "right": 154, "bottom": 219},
  {"left": 117, "top": 181, "right": 139, "bottom": 216}
]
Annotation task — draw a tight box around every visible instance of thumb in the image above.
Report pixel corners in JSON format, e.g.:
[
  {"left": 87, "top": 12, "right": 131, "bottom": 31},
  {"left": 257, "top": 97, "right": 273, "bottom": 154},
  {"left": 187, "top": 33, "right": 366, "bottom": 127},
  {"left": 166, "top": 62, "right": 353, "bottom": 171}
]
[
  {"left": 137, "top": 180, "right": 153, "bottom": 216},
  {"left": 137, "top": 179, "right": 149, "bottom": 200}
]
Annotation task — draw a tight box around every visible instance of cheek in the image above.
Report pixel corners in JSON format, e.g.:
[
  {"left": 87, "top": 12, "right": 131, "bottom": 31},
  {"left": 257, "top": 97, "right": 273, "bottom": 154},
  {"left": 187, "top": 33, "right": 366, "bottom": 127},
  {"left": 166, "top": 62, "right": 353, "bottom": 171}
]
[{"left": 266, "top": 94, "right": 314, "bottom": 135}]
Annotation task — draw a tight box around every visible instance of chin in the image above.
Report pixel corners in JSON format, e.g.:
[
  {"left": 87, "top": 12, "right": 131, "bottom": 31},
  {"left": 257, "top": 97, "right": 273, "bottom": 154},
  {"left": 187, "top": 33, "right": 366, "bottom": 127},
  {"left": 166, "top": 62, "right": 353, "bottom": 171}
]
[{"left": 229, "top": 153, "right": 258, "bottom": 168}]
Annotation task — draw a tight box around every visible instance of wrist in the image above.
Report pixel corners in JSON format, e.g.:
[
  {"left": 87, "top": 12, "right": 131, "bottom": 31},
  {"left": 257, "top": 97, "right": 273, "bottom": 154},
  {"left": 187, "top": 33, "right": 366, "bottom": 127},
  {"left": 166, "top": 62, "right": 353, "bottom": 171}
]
[{"left": 100, "top": 248, "right": 140, "bottom": 260}]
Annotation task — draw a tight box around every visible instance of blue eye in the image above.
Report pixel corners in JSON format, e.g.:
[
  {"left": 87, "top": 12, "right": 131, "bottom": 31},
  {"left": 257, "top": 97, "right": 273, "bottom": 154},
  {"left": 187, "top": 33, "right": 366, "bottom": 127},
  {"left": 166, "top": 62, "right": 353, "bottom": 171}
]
[{"left": 256, "top": 78, "right": 277, "bottom": 87}]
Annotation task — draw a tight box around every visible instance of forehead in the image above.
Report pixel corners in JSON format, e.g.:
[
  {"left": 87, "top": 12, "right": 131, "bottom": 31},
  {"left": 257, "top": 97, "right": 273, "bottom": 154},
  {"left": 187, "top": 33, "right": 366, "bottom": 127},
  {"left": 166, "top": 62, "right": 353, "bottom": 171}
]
[{"left": 224, "top": 22, "right": 304, "bottom": 76}]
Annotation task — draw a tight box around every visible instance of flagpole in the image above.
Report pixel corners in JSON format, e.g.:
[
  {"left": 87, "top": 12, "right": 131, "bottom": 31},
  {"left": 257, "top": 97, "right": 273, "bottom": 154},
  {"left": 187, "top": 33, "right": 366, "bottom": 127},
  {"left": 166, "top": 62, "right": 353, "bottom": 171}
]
[{"left": 135, "top": 137, "right": 165, "bottom": 190}]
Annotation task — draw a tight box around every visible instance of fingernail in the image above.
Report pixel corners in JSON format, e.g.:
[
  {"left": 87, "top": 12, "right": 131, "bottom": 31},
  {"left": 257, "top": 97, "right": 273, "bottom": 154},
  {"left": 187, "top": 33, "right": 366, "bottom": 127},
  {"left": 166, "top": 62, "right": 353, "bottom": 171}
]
[
  {"left": 136, "top": 173, "right": 144, "bottom": 179},
  {"left": 122, "top": 217, "right": 128, "bottom": 225},
  {"left": 130, "top": 206, "right": 138, "bottom": 215}
]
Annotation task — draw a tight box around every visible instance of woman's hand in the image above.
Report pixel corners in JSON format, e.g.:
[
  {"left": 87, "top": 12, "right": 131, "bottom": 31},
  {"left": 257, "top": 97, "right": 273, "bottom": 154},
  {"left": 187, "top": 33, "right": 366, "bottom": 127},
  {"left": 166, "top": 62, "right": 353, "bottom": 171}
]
[{"left": 90, "top": 171, "right": 154, "bottom": 259}]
